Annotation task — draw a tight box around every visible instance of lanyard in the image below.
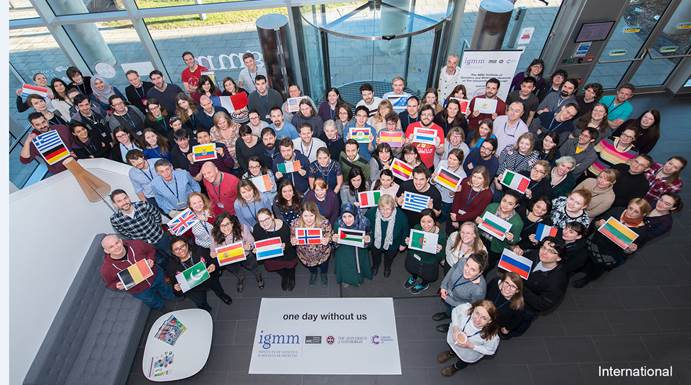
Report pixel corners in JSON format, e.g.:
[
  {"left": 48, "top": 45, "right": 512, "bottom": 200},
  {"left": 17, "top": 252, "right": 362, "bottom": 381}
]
[
  {"left": 134, "top": 85, "right": 145, "bottom": 100},
  {"left": 547, "top": 117, "right": 564, "bottom": 132},
  {"left": 461, "top": 316, "right": 482, "bottom": 338},
  {"left": 300, "top": 140, "right": 314, "bottom": 160},
  {"left": 119, "top": 111, "right": 137, "bottom": 130},
  {"left": 213, "top": 173, "right": 224, "bottom": 199},
  {"left": 140, "top": 166, "right": 153, "bottom": 181},
  {"left": 162, "top": 176, "right": 180, "bottom": 202},
  {"left": 465, "top": 188, "right": 481, "bottom": 206},
  {"left": 607, "top": 99, "right": 624, "bottom": 115},
  {"left": 451, "top": 275, "right": 473, "bottom": 291},
  {"left": 493, "top": 292, "right": 510, "bottom": 311},
  {"left": 555, "top": 96, "right": 567, "bottom": 109},
  {"left": 503, "top": 120, "right": 519, "bottom": 138}
]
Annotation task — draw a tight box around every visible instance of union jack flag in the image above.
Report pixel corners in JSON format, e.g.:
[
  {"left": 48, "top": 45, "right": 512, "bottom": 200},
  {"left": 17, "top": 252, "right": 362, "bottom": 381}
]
[{"left": 167, "top": 208, "right": 200, "bottom": 236}]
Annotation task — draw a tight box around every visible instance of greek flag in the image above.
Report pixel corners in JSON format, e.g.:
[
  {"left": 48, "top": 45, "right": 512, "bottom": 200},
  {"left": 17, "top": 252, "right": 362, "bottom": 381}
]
[{"left": 402, "top": 191, "right": 430, "bottom": 213}]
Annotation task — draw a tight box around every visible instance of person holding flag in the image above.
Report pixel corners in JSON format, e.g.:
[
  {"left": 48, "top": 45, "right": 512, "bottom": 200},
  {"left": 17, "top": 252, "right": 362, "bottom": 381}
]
[
  {"left": 404, "top": 209, "right": 447, "bottom": 294},
  {"left": 290, "top": 201, "right": 334, "bottom": 286},
  {"left": 396, "top": 165, "right": 442, "bottom": 225},
  {"left": 252, "top": 208, "right": 298, "bottom": 291},
  {"left": 272, "top": 138, "right": 311, "bottom": 194},
  {"left": 476, "top": 191, "right": 524, "bottom": 271},
  {"left": 404, "top": 104, "right": 445, "bottom": 169},
  {"left": 211, "top": 213, "right": 263, "bottom": 292},
  {"left": 366, "top": 194, "right": 408, "bottom": 277},
  {"left": 332, "top": 203, "right": 372, "bottom": 287},
  {"left": 19, "top": 112, "right": 75, "bottom": 175},
  {"left": 234, "top": 179, "right": 274, "bottom": 228}
]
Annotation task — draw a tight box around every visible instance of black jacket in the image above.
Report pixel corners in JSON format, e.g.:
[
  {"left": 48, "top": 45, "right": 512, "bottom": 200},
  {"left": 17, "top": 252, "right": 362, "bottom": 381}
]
[
  {"left": 522, "top": 249, "right": 568, "bottom": 314},
  {"left": 165, "top": 243, "right": 221, "bottom": 297},
  {"left": 486, "top": 277, "right": 526, "bottom": 331}
]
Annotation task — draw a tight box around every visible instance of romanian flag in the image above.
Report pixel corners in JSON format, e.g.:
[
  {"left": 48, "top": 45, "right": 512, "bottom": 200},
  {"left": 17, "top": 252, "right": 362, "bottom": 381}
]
[
  {"left": 21, "top": 84, "right": 49, "bottom": 99},
  {"left": 379, "top": 131, "right": 404, "bottom": 148},
  {"left": 498, "top": 248, "right": 533, "bottom": 280},
  {"left": 251, "top": 174, "right": 273, "bottom": 193},
  {"left": 254, "top": 237, "right": 284, "bottom": 261},
  {"left": 412, "top": 127, "right": 437, "bottom": 146},
  {"left": 32, "top": 130, "right": 70, "bottom": 165},
  {"left": 535, "top": 223, "right": 558, "bottom": 241},
  {"left": 479, "top": 212, "right": 512, "bottom": 241},
  {"left": 598, "top": 217, "right": 639, "bottom": 249},
  {"left": 117, "top": 259, "right": 154, "bottom": 290},
  {"left": 500, "top": 170, "right": 531, "bottom": 194},
  {"left": 277, "top": 160, "right": 301, "bottom": 174},
  {"left": 350, "top": 127, "right": 372, "bottom": 144},
  {"left": 358, "top": 190, "right": 381, "bottom": 208},
  {"left": 435, "top": 168, "right": 462, "bottom": 191},
  {"left": 192, "top": 143, "right": 217, "bottom": 162},
  {"left": 295, "top": 228, "right": 322, "bottom": 245},
  {"left": 338, "top": 228, "right": 365, "bottom": 247},
  {"left": 215, "top": 241, "right": 246, "bottom": 266},
  {"left": 391, "top": 158, "right": 413, "bottom": 181}
]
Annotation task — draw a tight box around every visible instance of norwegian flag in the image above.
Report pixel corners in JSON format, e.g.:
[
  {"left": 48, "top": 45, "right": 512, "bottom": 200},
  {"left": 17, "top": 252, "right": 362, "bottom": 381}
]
[{"left": 167, "top": 208, "right": 200, "bottom": 236}]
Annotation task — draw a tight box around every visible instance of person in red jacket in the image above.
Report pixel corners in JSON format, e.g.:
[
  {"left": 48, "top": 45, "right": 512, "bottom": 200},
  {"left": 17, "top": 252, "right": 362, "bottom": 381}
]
[
  {"left": 404, "top": 104, "right": 445, "bottom": 169},
  {"left": 449, "top": 166, "right": 493, "bottom": 233},
  {"left": 200, "top": 161, "right": 240, "bottom": 216},
  {"left": 99, "top": 234, "right": 175, "bottom": 310}
]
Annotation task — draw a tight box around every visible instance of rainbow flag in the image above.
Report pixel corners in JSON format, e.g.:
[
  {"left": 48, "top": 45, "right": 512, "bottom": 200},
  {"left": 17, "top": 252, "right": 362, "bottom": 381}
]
[
  {"left": 358, "top": 190, "right": 381, "bottom": 208},
  {"left": 117, "top": 259, "right": 154, "bottom": 290},
  {"left": 350, "top": 127, "right": 372, "bottom": 144},
  {"left": 215, "top": 241, "right": 246, "bottom": 266},
  {"left": 435, "top": 167, "right": 462, "bottom": 191},
  {"left": 295, "top": 228, "right": 322, "bottom": 245},
  {"left": 391, "top": 158, "right": 413, "bottom": 181},
  {"left": 535, "top": 223, "right": 558, "bottom": 241},
  {"left": 379, "top": 131, "right": 404, "bottom": 148},
  {"left": 479, "top": 212, "right": 512, "bottom": 241},
  {"left": 498, "top": 248, "right": 533, "bottom": 280},
  {"left": 21, "top": 84, "right": 49, "bottom": 99},
  {"left": 277, "top": 160, "right": 301, "bottom": 174},
  {"left": 192, "top": 143, "right": 217, "bottom": 162},
  {"left": 338, "top": 228, "right": 365, "bottom": 248},
  {"left": 500, "top": 170, "right": 530, "bottom": 194},
  {"left": 412, "top": 127, "right": 438, "bottom": 146},
  {"left": 176, "top": 261, "right": 210, "bottom": 293},
  {"left": 167, "top": 208, "right": 200, "bottom": 236},
  {"left": 598, "top": 217, "right": 639, "bottom": 249},
  {"left": 251, "top": 174, "right": 273, "bottom": 193},
  {"left": 254, "top": 237, "right": 284, "bottom": 261},
  {"left": 32, "top": 130, "right": 70, "bottom": 165}
]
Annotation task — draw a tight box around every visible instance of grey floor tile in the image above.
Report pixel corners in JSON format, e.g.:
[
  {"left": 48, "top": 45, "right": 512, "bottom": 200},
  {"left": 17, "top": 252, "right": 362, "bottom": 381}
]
[
  {"left": 653, "top": 308, "right": 691, "bottom": 332},
  {"left": 529, "top": 363, "right": 583, "bottom": 385},
  {"left": 544, "top": 336, "right": 601, "bottom": 363},
  {"left": 592, "top": 336, "right": 651, "bottom": 362},
  {"left": 494, "top": 337, "right": 550, "bottom": 364},
  {"left": 558, "top": 311, "right": 613, "bottom": 336},
  {"left": 640, "top": 333, "right": 691, "bottom": 361},
  {"left": 658, "top": 285, "right": 691, "bottom": 307},
  {"left": 605, "top": 309, "right": 660, "bottom": 335}
]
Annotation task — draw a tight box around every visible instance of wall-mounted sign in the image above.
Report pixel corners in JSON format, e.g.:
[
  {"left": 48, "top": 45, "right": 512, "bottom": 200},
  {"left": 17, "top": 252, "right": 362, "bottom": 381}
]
[
  {"left": 608, "top": 49, "right": 627, "bottom": 56},
  {"left": 623, "top": 26, "right": 641, "bottom": 33},
  {"left": 517, "top": 27, "right": 535, "bottom": 45},
  {"left": 574, "top": 41, "right": 592, "bottom": 58}
]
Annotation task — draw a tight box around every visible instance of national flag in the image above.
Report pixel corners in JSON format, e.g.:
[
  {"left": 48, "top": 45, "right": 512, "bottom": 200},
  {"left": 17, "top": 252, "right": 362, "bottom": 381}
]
[
  {"left": 380, "top": 131, "right": 403, "bottom": 148},
  {"left": 215, "top": 241, "right": 246, "bottom": 266},
  {"left": 500, "top": 170, "right": 531, "bottom": 194},
  {"left": 192, "top": 143, "right": 217, "bottom": 162},
  {"left": 412, "top": 127, "right": 437, "bottom": 146},
  {"left": 435, "top": 168, "right": 462, "bottom": 191},
  {"left": 277, "top": 160, "right": 301, "bottom": 174},
  {"left": 230, "top": 92, "right": 248, "bottom": 110},
  {"left": 295, "top": 228, "right": 322, "bottom": 245},
  {"left": 391, "top": 158, "right": 413, "bottom": 181},
  {"left": 117, "top": 259, "right": 154, "bottom": 290},
  {"left": 167, "top": 208, "right": 200, "bottom": 236},
  {"left": 535, "top": 223, "right": 558, "bottom": 241},
  {"left": 21, "top": 84, "right": 49, "bottom": 99},
  {"left": 350, "top": 127, "right": 372, "bottom": 144},
  {"left": 251, "top": 174, "right": 273, "bottom": 193},
  {"left": 286, "top": 97, "right": 302, "bottom": 113},
  {"left": 451, "top": 98, "right": 470, "bottom": 114},
  {"left": 478, "top": 212, "right": 512, "bottom": 241},
  {"left": 402, "top": 191, "right": 430, "bottom": 213},
  {"left": 175, "top": 261, "right": 210, "bottom": 293},
  {"left": 498, "top": 248, "right": 533, "bottom": 280},
  {"left": 338, "top": 228, "right": 365, "bottom": 247},
  {"left": 32, "top": 130, "right": 70, "bottom": 165},
  {"left": 358, "top": 190, "right": 381, "bottom": 208},
  {"left": 386, "top": 94, "right": 408, "bottom": 109},
  {"left": 254, "top": 237, "right": 284, "bottom": 261},
  {"left": 212, "top": 95, "right": 235, "bottom": 112},
  {"left": 408, "top": 229, "right": 439, "bottom": 253},
  {"left": 598, "top": 217, "right": 639, "bottom": 249}
]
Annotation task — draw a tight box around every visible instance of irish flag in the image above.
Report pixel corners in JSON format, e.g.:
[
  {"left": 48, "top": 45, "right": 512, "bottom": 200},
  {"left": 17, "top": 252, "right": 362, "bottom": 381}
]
[
  {"left": 500, "top": 170, "right": 530, "bottom": 194},
  {"left": 598, "top": 217, "right": 639, "bottom": 249},
  {"left": 391, "top": 158, "right": 413, "bottom": 181},
  {"left": 254, "top": 237, "right": 284, "bottom": 261},
  {"left": 380, "top": 131, "right": 403, "bottom": 148},
  {"left": 358, "top": 190, "right": 381, "bottom": 208},
  {"left": 192, "top": 143, "right": 217, "bottom": 162},
  {"left": 479, "top": 212, "right": 512, "bottom": 241},
  {"left": 277, "top": 160, "right": 301, "bottom": 174},
  {"left": 251, "top": 174, "right": 273, "bottom": 193},
  {"left": 498, "top": 248, "right": 533, "bottom": 280},
  {"left": 215, "top": 241, "right": 246, "bottom": 266},
  {"left": 435, "top": 168, "right": 462, "bottom": 191},
  {"left": 535, "top": 223, "right": 558, "bottom": 241},
  {"left": 338, "top": 228, "right": 365, "bottom": 247},
  {"left": 117, "top": 259, "right": 154, "bottom": 290},
  {"left": 408, "top": 229, "right": 439, "bottom": 253},
  {"left": 176, "top": 261, "right": 210, "bottom": 293}
]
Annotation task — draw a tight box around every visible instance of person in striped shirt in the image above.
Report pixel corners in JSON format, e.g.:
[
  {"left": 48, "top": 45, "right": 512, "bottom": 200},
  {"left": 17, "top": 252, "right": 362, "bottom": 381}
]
[{"left": 587, "top": 127, "right": 638, "bottom": 177}]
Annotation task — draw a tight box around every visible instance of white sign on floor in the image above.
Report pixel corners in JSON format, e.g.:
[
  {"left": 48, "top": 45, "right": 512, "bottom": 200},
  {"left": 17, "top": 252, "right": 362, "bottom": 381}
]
[{"left": 249, "top": 298, "right": 401, "bottom": 375}]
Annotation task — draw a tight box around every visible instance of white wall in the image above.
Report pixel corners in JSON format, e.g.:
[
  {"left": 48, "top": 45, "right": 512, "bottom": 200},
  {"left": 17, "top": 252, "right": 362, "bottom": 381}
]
[{"left": 10, "top": 159, "right": 137, "bottom": 385}]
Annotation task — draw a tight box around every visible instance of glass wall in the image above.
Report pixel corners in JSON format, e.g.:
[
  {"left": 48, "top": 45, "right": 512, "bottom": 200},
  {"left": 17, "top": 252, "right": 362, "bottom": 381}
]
[
  {"left": 10, "top": 0, "right": 40, "bottom": 20},
  {"left": 47, "top": 0, "right": 126, "bottom": 15}
]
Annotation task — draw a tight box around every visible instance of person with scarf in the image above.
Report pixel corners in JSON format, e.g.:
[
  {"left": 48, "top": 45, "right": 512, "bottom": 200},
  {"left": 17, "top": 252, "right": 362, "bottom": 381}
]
[
  {"left": 434, "top": 252, "right": 488, "bottom": 333},
  {"left": 332, "top": 203, "right": 373, "bottom": 287},
  {"left": 365, "top": 194, "right": 408, "bottom": 277},
  {"left": 90, "top": 75, "right": 125, "bottom": 112},
  {"left": 369, "top": 143, "right": 395, "bottom": 185},
  {"left": 308, "top": 147, "right": 343, "bottom": 193}
]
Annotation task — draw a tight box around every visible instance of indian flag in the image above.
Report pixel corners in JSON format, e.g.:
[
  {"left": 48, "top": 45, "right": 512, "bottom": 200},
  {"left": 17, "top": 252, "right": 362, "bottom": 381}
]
[
  {"left": 479, "top": 212, "right": 512, "bottom": 241},
  {"left": 498, "top": 248, "right": 533, "bottom": 280},
  {"left": 251, "top": 174, "right": 273, "bottom": 193},
  {"left": 358, "top": 190, "right": 381, "bottom": 208},
  {"left": 215, "top": 241, "right": 246, "bottom": 266},
  {"left": 535, "top": 223, "right": 558, "bottom": 241},
  {"left": 380, "top": 131, "right": 403, "bottom": 148},
  {"left": 408, "top": 229, "right": 439, "bottom": 253},
  {"left": 338, "top": 228, "right": 366, "bottom": 247},
  {"left": 175, "top": 261, "right": 210, "bottom": 293},
  {"left": 598, "top": 217, "right": 639, "bottom": 249},
  {"left": 192, "top": 143, "right": 217, "bottom": 162},
  {"left": 277, "top": 160, "right": 301, "bottom": 174},
  {"left": 117, "top": 259, "right": 154, "bottom": 290},
  {"left": 254, "top": 237, "right": 284, "bottom": 261},
  {"left": 435, "top": 168, "right": 462, "bottom": 191},
  {"left": 500, "top": 170, "right": 530, "bottom": 194},
  {"left": 391, "top": 158, "right": 413, "bottom": 181}
]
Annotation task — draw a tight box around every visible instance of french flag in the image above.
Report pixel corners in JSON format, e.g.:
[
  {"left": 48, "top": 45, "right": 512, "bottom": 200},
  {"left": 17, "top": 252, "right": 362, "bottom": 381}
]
[
  {"left": 535, "top": 223, "right": 558, "bottom": 241},
  {"left": 498, "top": 248, "right": 533, "bottom": 280}
]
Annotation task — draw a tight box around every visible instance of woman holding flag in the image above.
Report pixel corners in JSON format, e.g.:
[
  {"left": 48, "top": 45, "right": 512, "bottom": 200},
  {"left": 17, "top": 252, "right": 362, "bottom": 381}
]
[
  {"left": 242, "top": 156, "right": 277, "bottom": 200},
  {"left": 404, "top": 209, "right": 447, "bottom": 294},
  {"left": 290, "top": 201, "right": 334, "bottom": 286},
  {"left": 476, "top": 191, "right": 525, "bottom": 271},
  {"left": 340, "top": 167, "right": 371, "bottom": 214},
  {"left": 210, "top": 213, "right": 264, "bottom": 292},
  {"left": 432, "top": 148, "right": 467, "bottom": 223},
  {"left": 332, "top": 203, "right": 373, "bottom": 287},
  {"left": 187, "top": 192, "right": 216, "bottom": 253},
  {"left": 366, "top": 194, "right": 408, "bottom": 277},
  {"left": 252, "top": 208, "right": 298, "bottom": 291}
]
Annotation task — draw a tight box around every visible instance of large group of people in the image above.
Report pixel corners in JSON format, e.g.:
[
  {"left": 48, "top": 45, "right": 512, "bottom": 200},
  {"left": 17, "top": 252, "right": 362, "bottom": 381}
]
[{"left": 19, "top": 50, "right": 686, "bottom": 377}]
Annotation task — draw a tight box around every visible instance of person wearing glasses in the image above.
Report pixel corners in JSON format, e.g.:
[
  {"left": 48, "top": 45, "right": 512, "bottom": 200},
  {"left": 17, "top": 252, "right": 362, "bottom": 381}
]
[
  {"left": 587, "top": 127, "right": 639, "bottom": 178},
  {"left": 485, "top": 271, "right": 526, "bottom": 339}
]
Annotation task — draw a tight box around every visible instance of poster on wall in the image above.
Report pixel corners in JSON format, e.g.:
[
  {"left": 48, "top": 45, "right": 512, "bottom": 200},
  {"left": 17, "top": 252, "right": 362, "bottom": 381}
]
[
  {"left": 249, "top": 298, "right": 401, "bottom": 375},
  {"left": 456, "top": 50, "right": 523, "bottom": 101}
]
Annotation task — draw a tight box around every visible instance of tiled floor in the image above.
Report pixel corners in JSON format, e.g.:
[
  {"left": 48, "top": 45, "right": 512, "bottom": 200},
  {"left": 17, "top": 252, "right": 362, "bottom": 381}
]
[{"left": 126, "top": 93, "right": 691, "bottom": 384}]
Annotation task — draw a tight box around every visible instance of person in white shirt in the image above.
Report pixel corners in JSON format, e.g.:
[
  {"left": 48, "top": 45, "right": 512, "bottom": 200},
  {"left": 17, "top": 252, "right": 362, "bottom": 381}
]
[
  {"left": 491, "top": 102, "right": 528, "bottom": 155},
  {"left": 438, "top": 54, "right": 463, "bottom": 102},
  {"left": 237, "top": 52, "right": 267, "bottom": 93},
  {"left": 356, "top": 83, "right": 382, "bottom": 117},
  {"left": 382, "top": 76, "right": 411, "bottom": 114},
  {"left": 292, "top": 123, "right": 326, "bottom": 163}
]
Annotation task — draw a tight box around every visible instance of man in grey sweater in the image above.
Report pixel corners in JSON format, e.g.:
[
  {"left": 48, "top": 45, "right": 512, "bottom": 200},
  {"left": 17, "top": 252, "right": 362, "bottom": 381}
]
[
  {"left": 559, "top": 126, "right": 599, "bottom": 178},
  {"left": 248, "top": 75, "right": 284, "bottom": 123}
]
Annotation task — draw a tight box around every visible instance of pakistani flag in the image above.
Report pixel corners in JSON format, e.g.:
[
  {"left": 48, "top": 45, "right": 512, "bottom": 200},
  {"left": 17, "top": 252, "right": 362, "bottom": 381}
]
[{"left": 176, "top": 261, "right": 210, "bottom": 293}]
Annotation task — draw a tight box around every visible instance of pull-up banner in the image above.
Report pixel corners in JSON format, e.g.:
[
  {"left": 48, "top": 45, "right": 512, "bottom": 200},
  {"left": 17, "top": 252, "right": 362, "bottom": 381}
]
[
  {"left": 249, "top": 298, "right": 401, "bottom": 375},
  {"left": 458, "top": 50, "right": 524, "bottom": 101}
]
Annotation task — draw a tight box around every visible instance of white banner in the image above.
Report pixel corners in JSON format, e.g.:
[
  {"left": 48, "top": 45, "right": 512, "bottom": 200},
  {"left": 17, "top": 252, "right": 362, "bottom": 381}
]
[
  {"left": 457, "top": 50, "right": 523, "bottom": 101},
  {"left": 249, "top": 298, "right": 401, "bottom": 375}
]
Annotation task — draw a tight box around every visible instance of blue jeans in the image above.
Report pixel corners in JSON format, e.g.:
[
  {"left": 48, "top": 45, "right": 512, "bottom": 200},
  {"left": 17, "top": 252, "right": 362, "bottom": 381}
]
[{"left": 133, "top": 271, "right": 175, "bottom": 310}]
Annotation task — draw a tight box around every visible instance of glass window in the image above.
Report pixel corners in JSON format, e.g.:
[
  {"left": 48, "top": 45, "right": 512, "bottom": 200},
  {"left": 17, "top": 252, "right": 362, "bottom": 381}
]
[
  {"left": 10, "top": 0, "right": 39, "bottom": 20},
  {"left": 46, "top": 0, "right": 126, "bottom": 15},
  {"left": 135, "top": 0, "right": 231, "bottom": 9}
]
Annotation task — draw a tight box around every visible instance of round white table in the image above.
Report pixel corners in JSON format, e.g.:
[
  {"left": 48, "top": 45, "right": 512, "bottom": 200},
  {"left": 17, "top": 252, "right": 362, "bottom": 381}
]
[{"left": 142, "top": 308, "right": 213, "bottom": 381}]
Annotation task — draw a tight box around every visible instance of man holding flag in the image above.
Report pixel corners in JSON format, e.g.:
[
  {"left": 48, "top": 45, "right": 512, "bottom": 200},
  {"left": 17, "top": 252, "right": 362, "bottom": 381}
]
[
  {"left": 396, "top": 166, "right": 442, "bottom": 224},
  {"left": 19, "top": 112, "right": 75, "bottom": 175}
]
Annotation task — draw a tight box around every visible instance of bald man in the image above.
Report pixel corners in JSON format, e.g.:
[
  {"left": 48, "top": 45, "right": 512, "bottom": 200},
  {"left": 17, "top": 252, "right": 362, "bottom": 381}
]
[
  {"left": 491, "top": 101, "right": 528, "bottom": 154},
  {"left": 99, "top": 234, "right": 175, "bottom": 310},
  {"left": 200, "top": 161, "right": 240, "bottom": 216}
]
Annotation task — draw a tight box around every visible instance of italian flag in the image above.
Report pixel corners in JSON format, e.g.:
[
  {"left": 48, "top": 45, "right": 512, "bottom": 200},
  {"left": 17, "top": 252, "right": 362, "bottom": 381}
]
[
  {"left": 500, "top": 170, "right": 530, "bottom": 194},
  {"left": 358, "top": 190, "right": 381, "bottom": 208}
]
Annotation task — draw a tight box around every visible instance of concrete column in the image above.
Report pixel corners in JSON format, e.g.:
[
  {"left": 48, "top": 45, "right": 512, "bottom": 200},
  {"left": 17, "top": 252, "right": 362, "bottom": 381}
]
[{"left": 256, "top": 13, "right": 295, "bottom": 97}]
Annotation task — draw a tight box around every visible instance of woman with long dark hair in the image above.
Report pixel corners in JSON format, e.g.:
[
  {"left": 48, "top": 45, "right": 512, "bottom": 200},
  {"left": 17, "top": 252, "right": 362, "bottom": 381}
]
[
  {"left": 612, "top": 109, "right": 661, "bottom": 154},
  {"left": 211, "top": 213, "right": 264, "bottom": 292}
]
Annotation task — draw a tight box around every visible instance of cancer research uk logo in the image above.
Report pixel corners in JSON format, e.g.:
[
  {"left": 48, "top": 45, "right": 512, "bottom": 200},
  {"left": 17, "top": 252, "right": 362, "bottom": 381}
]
[{"left": 371, "top": 335, "right": 394, "bottom": 345}]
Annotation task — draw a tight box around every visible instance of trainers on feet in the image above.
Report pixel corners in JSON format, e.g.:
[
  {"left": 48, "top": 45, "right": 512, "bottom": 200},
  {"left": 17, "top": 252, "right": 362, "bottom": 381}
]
[
  {"left": 432, "top": 311, "right": 451, "bottom": 321},
  {"left": 404, "top": 275, "right": 416, "bottom": 289},
  {"left": 410, "top": 282, "right": 429, "bottom": 294}
]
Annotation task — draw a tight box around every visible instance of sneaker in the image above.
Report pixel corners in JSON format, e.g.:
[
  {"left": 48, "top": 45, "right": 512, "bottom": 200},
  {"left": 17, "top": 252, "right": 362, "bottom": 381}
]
[
  {"left": 309, "top": 271, "right": 318, "bottom": 286},
  {"left": 320, "top": 273, "right": 328, "bottom": 287},
  {"left": 404, "top": 276, "right": 416, "bottom": 289},
  {"left": 436, "top": 350, "right": 455, "bottom": 364},
  {"left": 441, "top": 364, "right": 459, "bottom": 377},
  {"left": 432, "top": 312, "right": 451, "bottom": 321},
  {"left": 256, "top": 274, "right": 265, "bottom": 289},
  {"left": 410, "top": 282, "right": 429, "bottom": 294}
]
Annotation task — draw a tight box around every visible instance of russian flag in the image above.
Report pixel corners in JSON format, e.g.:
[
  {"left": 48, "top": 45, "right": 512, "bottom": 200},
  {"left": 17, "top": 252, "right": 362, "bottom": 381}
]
[
  {"left": 535, "top": 223, "right": 558, "bottom": 241},
  {"left": 498, "top": 248, "right": 533, "bottom": 280}
]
